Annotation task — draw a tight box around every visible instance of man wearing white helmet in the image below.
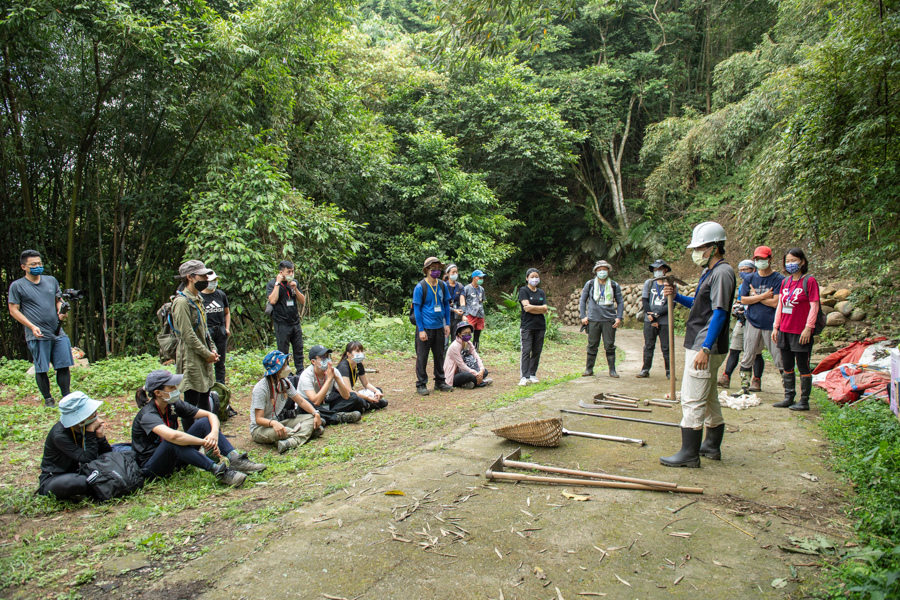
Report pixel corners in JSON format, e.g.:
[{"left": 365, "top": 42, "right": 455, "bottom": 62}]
[{"left": 661, "top": 222, "right": 735, "bottom": 468}]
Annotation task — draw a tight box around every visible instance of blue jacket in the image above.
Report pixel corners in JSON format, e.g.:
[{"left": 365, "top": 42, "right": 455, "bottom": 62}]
[{"left": 413, "top": 279, "right": 451, "bottom": 331}]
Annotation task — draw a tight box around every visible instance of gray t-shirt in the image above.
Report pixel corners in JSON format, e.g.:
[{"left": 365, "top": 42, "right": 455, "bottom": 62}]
[
  {"left": 642, "top": 279, "right": 670, "bottom": 325},
  {"left": 296, "top": 364, "right": 335, "bottom": 404},
  {"left": 684, "top": 261, "right": 736, "bottom": 354},
  {"left": 8, "top": 276, "right": 62, "bottom": 341},
  {"left": 463, "top": 284, "right": 486, "bottom": 318},
  {"left": 250, "top": 377, "right": 298, "bottom": 433}
]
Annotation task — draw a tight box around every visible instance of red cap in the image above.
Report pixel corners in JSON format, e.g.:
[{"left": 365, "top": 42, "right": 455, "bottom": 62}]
[{"left": 753, "top": 246, "right": 772, "bottom": 259}]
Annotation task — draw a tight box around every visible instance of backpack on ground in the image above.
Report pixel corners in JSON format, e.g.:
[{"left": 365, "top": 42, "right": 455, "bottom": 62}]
[
  {"left": 79, "top": 451, "right": 144, "bottom": 502},
  {"left": 210, "top": 382, "right": 233, "bottom": 422},
  {"left": 801, "top": 276, "right": 828, "bottom": 336}
]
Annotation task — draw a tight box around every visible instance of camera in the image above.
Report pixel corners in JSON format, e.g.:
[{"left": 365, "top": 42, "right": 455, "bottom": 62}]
[{"left": 56, "top": 289, "right": 84, "bottom": 315}]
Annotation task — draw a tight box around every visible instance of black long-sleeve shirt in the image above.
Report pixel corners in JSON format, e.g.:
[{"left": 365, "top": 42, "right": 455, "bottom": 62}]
[{"left": 39, "top": 422, "right": 112, "bottom": 486}]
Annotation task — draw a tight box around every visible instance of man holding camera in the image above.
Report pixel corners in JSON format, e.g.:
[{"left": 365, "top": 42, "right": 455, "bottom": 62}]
[
  {"left": 8, "top": 250, "right": 74, "bottom": 407},
  {"left": 266, "top": 260, "right": 306, "bottom": 371}
]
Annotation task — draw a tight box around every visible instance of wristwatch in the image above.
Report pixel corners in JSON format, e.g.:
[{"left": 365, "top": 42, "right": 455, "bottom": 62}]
[{"left": 701, "top": 346, "right": 711, "bottom": 355}]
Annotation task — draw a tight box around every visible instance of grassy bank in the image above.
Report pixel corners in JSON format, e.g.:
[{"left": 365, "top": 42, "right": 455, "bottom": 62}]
[{"left": 813, "top": 390, "right": 900, "bottom": 599}]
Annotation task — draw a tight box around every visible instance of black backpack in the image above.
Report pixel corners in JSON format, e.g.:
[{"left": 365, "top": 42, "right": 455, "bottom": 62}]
[
  {"left": 408, "top": 280, "right": 430, "bottom": 326},
  {"left": 801, "top": 276, "right": 827, "bottom": 336},
  {"left": 80, "top": 451, "right": 144, "bottom": 502}
]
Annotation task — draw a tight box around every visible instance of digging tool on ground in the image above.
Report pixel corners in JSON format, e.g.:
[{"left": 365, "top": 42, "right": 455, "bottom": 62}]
[
  {"left": 498, "top": 448, "right": 672, "bottom": 487},
  {"left": 562, "top": 427, "right": 644, "bottom": 446},
  {"left": 594, "top": 393, "right": 639, "bottom": 404},
  {"left": 563, "top": 404, "right": 680, "bottom": 428},
  {"left": 594, "top": 399, "right": 640, "bottom": 408},
  {"left": 485, "top": 450, "right": 703, "bottom": 494},
  {"left": 643, "top": 399, "right": 673, "bottom": 408},
  {"left": 593, "top": 404, "right": 653, "bottom": 413}
]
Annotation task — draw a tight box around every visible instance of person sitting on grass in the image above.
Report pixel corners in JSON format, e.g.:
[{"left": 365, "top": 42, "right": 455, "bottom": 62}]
[
  {"left": 132, "top": 370, "right": 265, "bottom": 487},
  {"left": 444, "top": 322, "right": 493, "bottom": 389},
  {"left": 291, "top": 345, "right": 361, "bottom": 425},
  {"left": 331, "top": 341, "right": 388, "bottom": 412},
  {"left": 251, "top": 351, "right": 324, "bottom": 454},
  {"left": 37, "top": 392, "right": 112, "bottom": 500}
]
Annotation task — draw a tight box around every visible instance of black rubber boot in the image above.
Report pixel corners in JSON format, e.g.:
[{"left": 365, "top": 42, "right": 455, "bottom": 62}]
[
  {"left": 790, "top": 376, "right": 812, "bottom": 411},
  {"left": 698, "top": 424, "right": 725, "bottom": 460},
  {"left": 583, "top": 354, "right": 596, "bottom": 377},
  {"left": 607, "top": 350, "right": 619, "bottom": 378},
  {"left": 660, "top": 428, "right": 703, "bottom": 468},
  {"left": 773, "top": 372, "right": 796, "bottom": 408},
  {"left": 636, "top": 369, "right": 650, "bottom": 378},
  {"left": 664, "top": 355, "right": 671, "bottom": 380}
]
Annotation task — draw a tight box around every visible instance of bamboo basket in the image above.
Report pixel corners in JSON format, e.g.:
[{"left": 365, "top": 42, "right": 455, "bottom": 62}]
[{"left": 492, "top": 417, "right": 563, "bottom": 447}]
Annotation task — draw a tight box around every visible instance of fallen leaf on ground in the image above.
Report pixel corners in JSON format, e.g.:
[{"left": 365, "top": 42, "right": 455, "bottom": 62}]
[
  {"left": 713, "top": 560, "right": 732, "bottom": 568},
  {"left": 799, "top": 473, "right": 819, "bottom": 482},
  {"left": 771, "top": 578, "right": 788, "bottom": 589},
  {"left": 384, "top": 490, "right": 406, "bottom": 495},
  {"left": 534, "top": 566, "right": 547, "bottom": 580},
  {"left": 563, "top": 491, "right": 591, "bottom": 502}
]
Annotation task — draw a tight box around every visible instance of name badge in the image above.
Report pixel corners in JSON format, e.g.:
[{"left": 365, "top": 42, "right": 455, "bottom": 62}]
[
  {"left": 434, "top": 305, "right": 442, "bottom": 312},
  {"left": 782, "top": 305, "right": 792, "bottom": 314},
  {"left": 286, "top": 300, "right": 295, "bottom": 307}
]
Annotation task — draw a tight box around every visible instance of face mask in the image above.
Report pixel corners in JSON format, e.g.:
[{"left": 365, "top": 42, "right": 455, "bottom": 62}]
[
  {"left": 596, "top": 271, "right": 608, "bottom": 280},
  {"left": 193, "top": 279, "right": 209, "bottom": 292},
  {"left": 460, "top": 334, "right": 472, "bottom": 342},
  {"left": 284, "top": 274, "right": 293, "bottom": 282},
  {"left": 653, "top": 269, "right": 665, "bottom": 278},
  {"left": 207, "top": 281, "right": 218, "bottom": 292},
  {"left": 449, "top": 274, "right": 458, "bottom": 282},
  {"left": 28, "top": 266, "right": 44, "bottom": 276},
  {"left": 353, "top": 353, "right": 365, "bottom": 363},
  {"left": 785, "top": 262, "right": 801, "bottom": 274},
  {"left": 318, "top": 358, "right": 330, "bottom": 369},
  {"left": 164, "top": 389, "right": 181, "bottom": 404},
  {"left": 528, "top": 277, "right": 540, "bottom": 287},
  {"left": 429, "top": 269, "right": 442, "bottom": 279},
  {"left": 278, "top": 365, "right": 290, "bottom": 379},
  {"left": 739, "top": 272, "right": 752, "bottom": 280},
  {"left": 81, "top": 415, "right": 98, "bottom": 427},
  {"left": 692, "top": 249, "right": 712, "bottom": 268},
  {"left": 754, "top": 259, "right": 769, "bottom": 270}
]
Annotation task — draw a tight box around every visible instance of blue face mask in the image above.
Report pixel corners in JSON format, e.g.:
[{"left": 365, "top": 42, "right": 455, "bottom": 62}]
[
  {"left": 785, "top": 262, "right": 801, "bottom": 274},
  {"left": 29, "top": 266, "right": 44, "bottom": 276},
  {"left": 739, "top": 272, "right": 752, "bottom": 280}
]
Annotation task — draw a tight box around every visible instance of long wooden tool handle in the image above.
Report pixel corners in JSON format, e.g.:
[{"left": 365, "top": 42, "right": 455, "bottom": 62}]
[
  {"left": 595, "top": 405, "right": 653, "bottom": 413},
  {"left": 485, "top": 471, "right": 703, "bottom": 494},
  {"left": 668, "top": 293, "right": 676, "bottom": 402},
  {"left": 595, "top": 399, "right": 639, "bottom": 408},
  {"left": 502, "top": 458, "right": 675, "bottom": 488},
  {"left": 561, "top": 408, "right": 680, "bottom": 427},
  {"left": 562, "top": 428, "right": 644, "bottom": 446}
]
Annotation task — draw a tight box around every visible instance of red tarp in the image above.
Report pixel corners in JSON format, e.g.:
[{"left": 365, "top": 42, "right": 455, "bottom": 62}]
[
  {"left": 812, "top": 336, "right": 888, "bottom": 374},
  {"left": 815, "top": 365, "right": 890, "bottom": 404}
]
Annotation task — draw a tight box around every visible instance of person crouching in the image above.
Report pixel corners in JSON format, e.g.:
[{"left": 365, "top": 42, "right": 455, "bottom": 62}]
[
  {"left": 444, "top": 322, "right": 493, "bottom": 389},
  {"left": 132, "top": 370, "right": 265, "bottom": 487}
]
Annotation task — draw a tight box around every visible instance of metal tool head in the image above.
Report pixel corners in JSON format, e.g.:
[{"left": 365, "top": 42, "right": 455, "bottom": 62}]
[
  {"left": 486, "top": 447, "right": 522, "bottom": 479},
  {"left": 505, "top": 447, "right": 522, "bottom": 462},
  {"left": 656, "top": 273, "right": 688, "bottom": 286}
]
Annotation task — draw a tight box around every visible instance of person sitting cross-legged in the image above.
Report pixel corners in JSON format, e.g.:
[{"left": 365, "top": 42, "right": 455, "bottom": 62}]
[
  {"left": 250, "top": 351, "right": 324, "bottom": 454},
  {"left": 290, "top": 346, "right": 361, "bottom": 425},
  {"left": 444, "top": 322, "right": 493, "bottom": 389},
  {"left": 132, "top": 370, "right": 265, "bottom": 487},
  {"left": 329, "top": 342, "right": 388, "bottom": 413}
]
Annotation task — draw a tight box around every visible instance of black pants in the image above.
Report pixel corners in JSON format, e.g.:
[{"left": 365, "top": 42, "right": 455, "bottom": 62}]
[
  {"left": 453, "top": 369, "right": 490, "bottom": 387},
  {"left": 778, "top": 332, "right": 813, "bottom": 376},
  {"left": 724, "top": 350, "right": 764, "bottom": 378},
  {"left": 141, "top": 419, "right": 232, "bottom": 480},
  {"left": 641, "top": 321, "right": 670, "bottom": 371},
  {"left": 586, "top": 320, "right": 616, "bottom": 368},
  {"left": 182, "top": 389, "right": 211, "bottom": 431},
  {"left": 520, "top": 329, "right": 545, "bottom": 379},
  {"left": 35, "top": 368, "right": 70, "bottom": 401},
  {"left": 275, "top": 321, "right": 304, "bottom": 371},
  {"left": 327, "top": 388, "right": 388, "bottom": 413},
  {"left": 415, "top": 328, "right": 446, "bottom": 387},
  {"left": 38, "top": 473, "right": 89, "bottom": 500},
  {"left": 208, "top": 325, "right": 228, "bottom": 383}
]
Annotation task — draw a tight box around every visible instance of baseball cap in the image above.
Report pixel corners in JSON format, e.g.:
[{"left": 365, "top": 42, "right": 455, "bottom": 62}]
[
  {"left": 471, "top": 270, "right": 486, "bottom": 278},
  {"left": 308, "top": 345, "right": 333, "bottom": 360},
  {"left": 753, "top": 246, "right": 772, "bottom": 259},
  {"left": 178, "top": 260, "right": 213, "bottom": 278},
  {"left": 145, "top": 370, "right": 184, "bottom": 394},
  {"left": 207, "top": 271, "right": 219, "bottom": 281}
]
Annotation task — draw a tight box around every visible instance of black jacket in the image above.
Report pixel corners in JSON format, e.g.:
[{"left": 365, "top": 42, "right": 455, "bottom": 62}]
[{"left": 39, "top": 422, "right": 112, "bottom": 487}]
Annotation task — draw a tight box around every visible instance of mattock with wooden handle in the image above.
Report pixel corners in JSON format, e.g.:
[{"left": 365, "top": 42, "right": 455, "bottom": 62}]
[{"left": 656, "top": 273, "right": 688, "bottom": 405}]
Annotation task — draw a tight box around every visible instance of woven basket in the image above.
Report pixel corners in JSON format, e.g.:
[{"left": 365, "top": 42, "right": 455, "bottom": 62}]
[{"left": 491, "top": 417, "right": 563, "bottom": 447}]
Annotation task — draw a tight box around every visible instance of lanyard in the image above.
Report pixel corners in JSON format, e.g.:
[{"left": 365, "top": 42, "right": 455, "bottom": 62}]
[
  {"left": 783, "top": 275, "right": 804, "bottom": 303},
  {"left": 71, "top": 428, "right": 84, "bottom": 450},
  {"left": 155, "top": 402, "right": 173, "bottom": 429},
  {"left": 427, "top": 281, "right": 440, "bottom": 305},
  {"left": 315, "top": 371, "right": 326, "bottom": 391},
  {"left": 698, "top": 259, "right": 724, "bottom": 289}
]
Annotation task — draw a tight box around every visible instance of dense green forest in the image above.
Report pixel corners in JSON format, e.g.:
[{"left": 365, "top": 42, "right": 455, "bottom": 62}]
[{"left": 1, "top": 0, "right": 898, "bottom": 361}]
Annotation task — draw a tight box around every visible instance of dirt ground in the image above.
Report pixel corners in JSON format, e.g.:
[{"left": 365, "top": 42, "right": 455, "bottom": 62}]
[{"left": 30, "top": 328, "right": 853, "bottom": 600}]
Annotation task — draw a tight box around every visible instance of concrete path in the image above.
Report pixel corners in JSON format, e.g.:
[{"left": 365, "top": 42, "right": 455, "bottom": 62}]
[{"left": 155, "top": 330, "right": 849, "bottom": 599}]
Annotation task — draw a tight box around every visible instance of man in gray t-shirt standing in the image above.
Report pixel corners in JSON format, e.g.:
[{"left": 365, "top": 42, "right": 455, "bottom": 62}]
[{"left": 7, "top": 250, "right": 74, "bottom": 407}]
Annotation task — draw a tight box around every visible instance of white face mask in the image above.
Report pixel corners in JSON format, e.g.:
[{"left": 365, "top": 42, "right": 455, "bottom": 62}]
[
  {"left": 318, "top": 358, "right": 331, "bottom": 369},
  {"left": 207, "top": 280, "right": 218, "bottom": 292},
  {"left": 692, "top": 248, "right": 712, "bottom": 268},
  {"left": 653, "top": 269, "right": 665, "bottom": 278},
  {"left": 449, "top": 274, "right": 458, "bottom": 282},
  {"left": 164, "top": 389, "right": 181, "bottom": 404},
  {"left": 596, "top": 271, "right": 608, "bottom": 280},
  {"left": 754, "top": 259, "right": 769, "bottom": 270},
  {"left": 352, "top": 353, "right": 365, "bottom": 363},
  {"left": 528, "top": 277, "right": 540, "bottom": 287},
  {"left": 81, "top": 415, "right": 98, "bottom": 427}
]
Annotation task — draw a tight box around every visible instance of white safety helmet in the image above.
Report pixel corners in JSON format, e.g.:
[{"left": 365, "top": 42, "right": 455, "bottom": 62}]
[{"left": 687, "top": 221, "right": 727, "bottom": 248}]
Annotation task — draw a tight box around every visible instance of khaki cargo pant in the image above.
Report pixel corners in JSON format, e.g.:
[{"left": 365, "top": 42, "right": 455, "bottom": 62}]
[
  {"left": 680, "top": 349, "right": 726, "bottom": 429},
  {"left": 251, "top": 414, "right": 316, "bottom": 446}
]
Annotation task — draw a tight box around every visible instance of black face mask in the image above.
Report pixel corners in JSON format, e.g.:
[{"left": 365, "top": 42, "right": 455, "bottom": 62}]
[{"left": 193, "top": 279, "right": 209, "bottom": 292}]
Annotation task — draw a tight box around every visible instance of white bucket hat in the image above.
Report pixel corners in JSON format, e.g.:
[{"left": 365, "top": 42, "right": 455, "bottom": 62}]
[{"left": 59, "top": 392, "right": 103, "bottom": 428}]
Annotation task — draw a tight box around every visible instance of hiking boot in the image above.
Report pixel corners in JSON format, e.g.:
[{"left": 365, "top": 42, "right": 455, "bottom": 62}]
[
  {"left": 213, "top": 463, "right": 247, "bottom": 487},
  {"left": 436, "top": 383, "right": 454, "bottom": 392},
  {"left": 228, "top": 452, "right": 267, "bottom": 473},
  {"left": 749, "top": 377, "right": 762, "bottom": 393},
  {"left": 461, "top": 381, "right": 475, "bottom": 389},
  {"left": 773, "top": 372, "right": 796, "bottom": 408},
  {"left": 698, "top": 424, "right": 725, "bottom": 461},
  {"left": 311, "top": 426, "right": 325, "bottom": 439},
  {"left": 43, "top": 397, "right": 55, "bottom": 408},
  {"left": 659, "top": 428, "right": 703, "bottom": 468},
  {"left": 732, "top": 370, "right": 751, "bottom": 397},
  {"left": 717, "top": 373, "right": 730, "bottom": 389},
  {"left": 416, "top": 386, "right": 430, "bottom": 396},
  {"left": 226, "top": 406, "right": 239, "bottom": 417},
  {"left": 336, "top": 411, "right": 362, "bottom": 424},
  {"left": 481, "top": 377, "right": 493, "bottom": 386},
  {"left": 790, "top": 377, "right": 812, "bottom": 411},
  {"left": 635, "top": 369, "right": 650, "bottom": 378},
  {"left": 277, "top": 437, "right": 300, "bottom": 454}
]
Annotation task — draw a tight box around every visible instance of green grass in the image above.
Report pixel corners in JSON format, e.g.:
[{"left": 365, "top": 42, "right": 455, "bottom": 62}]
[
  {"left": 813, "top": 389, "right": 900, "bottom": 599},
  {"left": 484, "top": 372, "right": 581, "bottom": 410}
]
